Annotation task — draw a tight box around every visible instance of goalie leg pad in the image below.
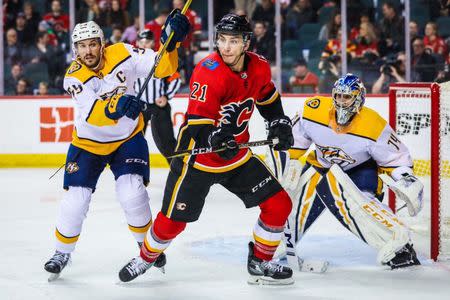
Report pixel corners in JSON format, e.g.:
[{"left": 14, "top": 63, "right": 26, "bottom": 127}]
[
  {"left": 284, "top": 165, "right": 326, "bottom": 268},
  {"left": 116, "top": 174, "right": 152, "bottom": 242},
  {"left": 319, "top": 165, "right": 411, "bottom": 264},
  {"left": 55, "top": 186, "right": 93, "bottom": 253}
]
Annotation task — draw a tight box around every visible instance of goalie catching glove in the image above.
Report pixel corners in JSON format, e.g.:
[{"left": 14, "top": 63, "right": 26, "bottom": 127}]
[{"left": 379, "top": 172, "right": 424, "bottom": 217}]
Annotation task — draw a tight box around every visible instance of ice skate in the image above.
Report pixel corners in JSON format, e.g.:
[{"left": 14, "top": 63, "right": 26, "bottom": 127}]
[
  {"left": 247, "top": 242, "right": 294, "bottom": 285},
  {"left": 44, "top": 251, "right": 71, "bottom": 281},
  {"left": 118, "top": 256, "right": 154, "bottom": 282},
  {"left": 386, "top": 244, "right": 421, "bottom": 269}
]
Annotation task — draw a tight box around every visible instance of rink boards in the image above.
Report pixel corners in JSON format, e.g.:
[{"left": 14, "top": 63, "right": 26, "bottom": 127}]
[{"left": 0, "top": 94, "right": 388, "bottom": 167}]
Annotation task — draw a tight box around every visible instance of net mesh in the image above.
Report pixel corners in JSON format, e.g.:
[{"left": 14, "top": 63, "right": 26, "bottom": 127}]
[{"left": 392, "top": 83, "right": 450, "bottom": 261}]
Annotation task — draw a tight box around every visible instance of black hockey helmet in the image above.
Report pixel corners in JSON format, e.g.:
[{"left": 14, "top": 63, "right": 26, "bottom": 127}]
[
  {"left": 215, "top": 14, "right": 252, "bottom": 43},
  {"left": 137, "top": 29, "right": 154, "bottom": 41}
]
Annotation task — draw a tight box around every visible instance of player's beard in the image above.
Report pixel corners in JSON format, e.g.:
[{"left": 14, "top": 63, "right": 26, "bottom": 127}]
[{"left": 81, "top": 52, "right": 102, "bottom": 70}]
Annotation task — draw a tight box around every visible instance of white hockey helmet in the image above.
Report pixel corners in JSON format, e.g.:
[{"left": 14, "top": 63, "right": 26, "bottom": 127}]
[{"left": 72, "top": 21, "right": 104, "bottom": 53}]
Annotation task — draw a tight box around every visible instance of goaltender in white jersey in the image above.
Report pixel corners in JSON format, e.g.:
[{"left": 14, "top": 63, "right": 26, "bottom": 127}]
[
  {"left": 268, "top": 74, "right": 424, "bottom": 271},
  {"left": 44, "top": 12, "right": 190, "bottom": 281}
]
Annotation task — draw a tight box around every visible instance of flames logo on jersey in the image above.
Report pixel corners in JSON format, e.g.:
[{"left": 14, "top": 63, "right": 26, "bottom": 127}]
[
  {"left": 316, "top": 144, "right": 356, "bottom": 168},
  {"left": 219, "top": 98, "right": 254, "bottom": 136}
]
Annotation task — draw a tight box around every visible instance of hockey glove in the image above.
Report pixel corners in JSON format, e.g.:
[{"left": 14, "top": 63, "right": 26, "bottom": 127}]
[
  {"left": 105, "top": 94, "right": 141, "bottom": 120},
  {"left": 267, "top": 116, "right": 294, "bottom": 151},
  {"left": 379, "top": 173, "right": 424, "bottom": 217},
  {"left": 161, "top": 9, "right": 191, "bottom": 52},
  {"left": 208, "top": 127, "right": 239, "bottom": 160}
]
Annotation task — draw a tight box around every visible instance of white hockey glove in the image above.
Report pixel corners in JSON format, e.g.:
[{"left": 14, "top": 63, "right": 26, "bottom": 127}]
[{"left": 379, "top": 173, "right": 424, "bottom": 217}]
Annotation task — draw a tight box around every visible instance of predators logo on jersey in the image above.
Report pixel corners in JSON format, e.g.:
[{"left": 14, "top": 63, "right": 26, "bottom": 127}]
[
  {"left": 316, "top": 144, "right": 356, "bottom": 168},
  {"left": 219, "top": 98, "right": 254, "bottom": 136},
  {"left": 306, "top": 98, "right": 320, "bottom": 109},
  {"left": 67, "top": 61, "right": 82, "bottom": 74}
]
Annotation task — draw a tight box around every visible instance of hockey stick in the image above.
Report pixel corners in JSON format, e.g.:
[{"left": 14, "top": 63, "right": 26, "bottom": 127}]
[
  {"left": 167, "top": 138, "right": 279, "bottom": 158},
  {"left": 135, "top": 0, "right": 193, "bottom": 102}
]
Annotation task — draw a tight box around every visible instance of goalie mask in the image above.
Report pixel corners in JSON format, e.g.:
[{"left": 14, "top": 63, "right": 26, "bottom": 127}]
[{"left": 332, "top": 74, "right": 366, "bottom": 126}]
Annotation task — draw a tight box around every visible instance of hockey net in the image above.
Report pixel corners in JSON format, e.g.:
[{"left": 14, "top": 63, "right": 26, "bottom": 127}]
[{"left": 388, "top": 82, "right": 450, "bottom": 261}]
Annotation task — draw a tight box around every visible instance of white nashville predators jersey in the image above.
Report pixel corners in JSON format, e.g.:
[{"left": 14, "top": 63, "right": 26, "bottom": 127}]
[
  {"left": 63, "top": 42, "right": 177, "bottom": 155},
  {"left": 291, "top": 96, "right": 413, "bottom": 178}
]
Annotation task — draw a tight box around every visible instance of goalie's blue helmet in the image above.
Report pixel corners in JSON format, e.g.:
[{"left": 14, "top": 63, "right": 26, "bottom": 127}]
[{"left": 332, "top": 73, "right": 366, "bottom": 125}]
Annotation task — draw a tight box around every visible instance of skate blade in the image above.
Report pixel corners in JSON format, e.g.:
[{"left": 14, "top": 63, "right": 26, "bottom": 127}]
[
  {"left": 47, "top": 272, "right": 61, "bottom": 282},
  {"left": 247, "top": 275, "right": 294, "bottom": 286},
  {"left": 156, "top": 266, "right": 166, "bottom": 274}
]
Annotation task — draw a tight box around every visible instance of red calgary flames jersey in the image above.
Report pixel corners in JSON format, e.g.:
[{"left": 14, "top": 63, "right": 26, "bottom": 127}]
[{"left": 178, "top": 51, "right": 279, "bottom": 172}]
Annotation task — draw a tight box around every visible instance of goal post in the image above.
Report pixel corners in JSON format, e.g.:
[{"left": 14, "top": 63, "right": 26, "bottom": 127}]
[{"left": 388, "top": 82, "right": 450, "bottom": 261}]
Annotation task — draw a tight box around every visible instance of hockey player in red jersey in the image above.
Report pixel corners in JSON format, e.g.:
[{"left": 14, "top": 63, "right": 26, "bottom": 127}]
[{"left": 118, "top": 14, "right": 295, "bottom": 285}]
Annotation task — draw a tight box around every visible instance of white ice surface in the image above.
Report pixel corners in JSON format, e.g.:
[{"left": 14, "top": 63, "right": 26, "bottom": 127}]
[{"left": 1, "top": 168, "right": 449, "bottom": 300}]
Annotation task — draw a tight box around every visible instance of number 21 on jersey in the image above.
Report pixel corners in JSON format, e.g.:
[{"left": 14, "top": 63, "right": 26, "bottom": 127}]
[{"left": 190, "top": 82, "right": 207, "bottom": 102}]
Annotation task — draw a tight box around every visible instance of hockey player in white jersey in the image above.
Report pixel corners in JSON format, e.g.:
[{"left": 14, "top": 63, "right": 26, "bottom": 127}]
[
  {"left": 43, "top": 12, "right": 190, "bottom": 281},
  {"left": 268, "top": 74, "right": 424, "bottom": 270}
]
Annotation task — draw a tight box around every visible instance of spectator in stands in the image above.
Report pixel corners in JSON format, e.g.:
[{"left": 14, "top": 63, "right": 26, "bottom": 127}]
[
  {"left": 435, "top": 61, "right": 450, "bottom": 83},
  {"left": 318, "top": 10, "right": 340, "bottom": 41},
  {"left": 14, "top": 12, "right": 27, "bottom": 45},
  {"left": 285, "top": 0, "right": 316, "bottom": 39},
  {"left": 24, "top": 32, "right": 54, "bottom": 65},
  {"left": 76, "top": 0, "right": 104, "bottom": 25},
  {"left": 54, "top": 19, "right": 69, "bottom": 46},
  {"left": 318, "top": 53, "right": 341, "bottom": 93},
  {"left": 23, "top": 2, "right": 41, "bottom": 43},
  {"left": 252, "top": 0, "right": 275, "bottom": 28},
  {"left": 122, "top": 16, "right": 140, "bottom": 45},
  {"left": 4, "top": 0, "right": 23, "bottom": 29},
  {"left": 37, "top": 20, "right": 58, "bottom": 47},
  {"left": 321, "top": 28, "right": 357, "bottom": 58},
  {"left": 350, "top": 13, "right": 370, "bottom": 40},
  {"left": 4, "top": 28, "right": 23, "bottom": 66},
  {"left": 412, "top": 37, "right": 437, "bottom": 82},
  {"left": 251, "top": 21, "right": 275, "bottom": 62},
  {"left": 14, "top": 78, "right": 31, "bottom": 96},
  {"left": 234, "top": 0, "right": 256, "bottom": 17},
  {"left": 372, "top": 52, "right": 418, "bottom": 94},
  {"left": 353, "top": 22, "right": 379, "bottom": 58},
  {"left": 288, "top": 59, "right": 319, "bottom": 93},
  {"left": 5, "top": 63, "right": 24, "bottom": 95},
  {"left": 43, "top": 0, "right": 70, "bottom": 31},
  {"left": 104, "top": 0, "right": 129, "bottom": 29},
  {"left": 36, "top": 81, "right": 49, "bottom": 95},
  {"left": 378, "top": 1, "right": 404, "bottom": 56},
  {"left": 106, "top": 25, "right": 124, "bottom": 46},
  {"left": 145, "top": 9, "right": 169, "bottom": 51},
  {"left": 424, "top": 22, "right": 448, "bottom": 57},
  {"left": 409, "top": 21, "right": 421, "bottom": 42}
]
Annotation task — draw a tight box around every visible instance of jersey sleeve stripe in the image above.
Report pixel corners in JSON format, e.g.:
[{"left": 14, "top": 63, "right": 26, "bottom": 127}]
[{"left": 256, "top": 89, "right": 279, "bottom": 106}]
